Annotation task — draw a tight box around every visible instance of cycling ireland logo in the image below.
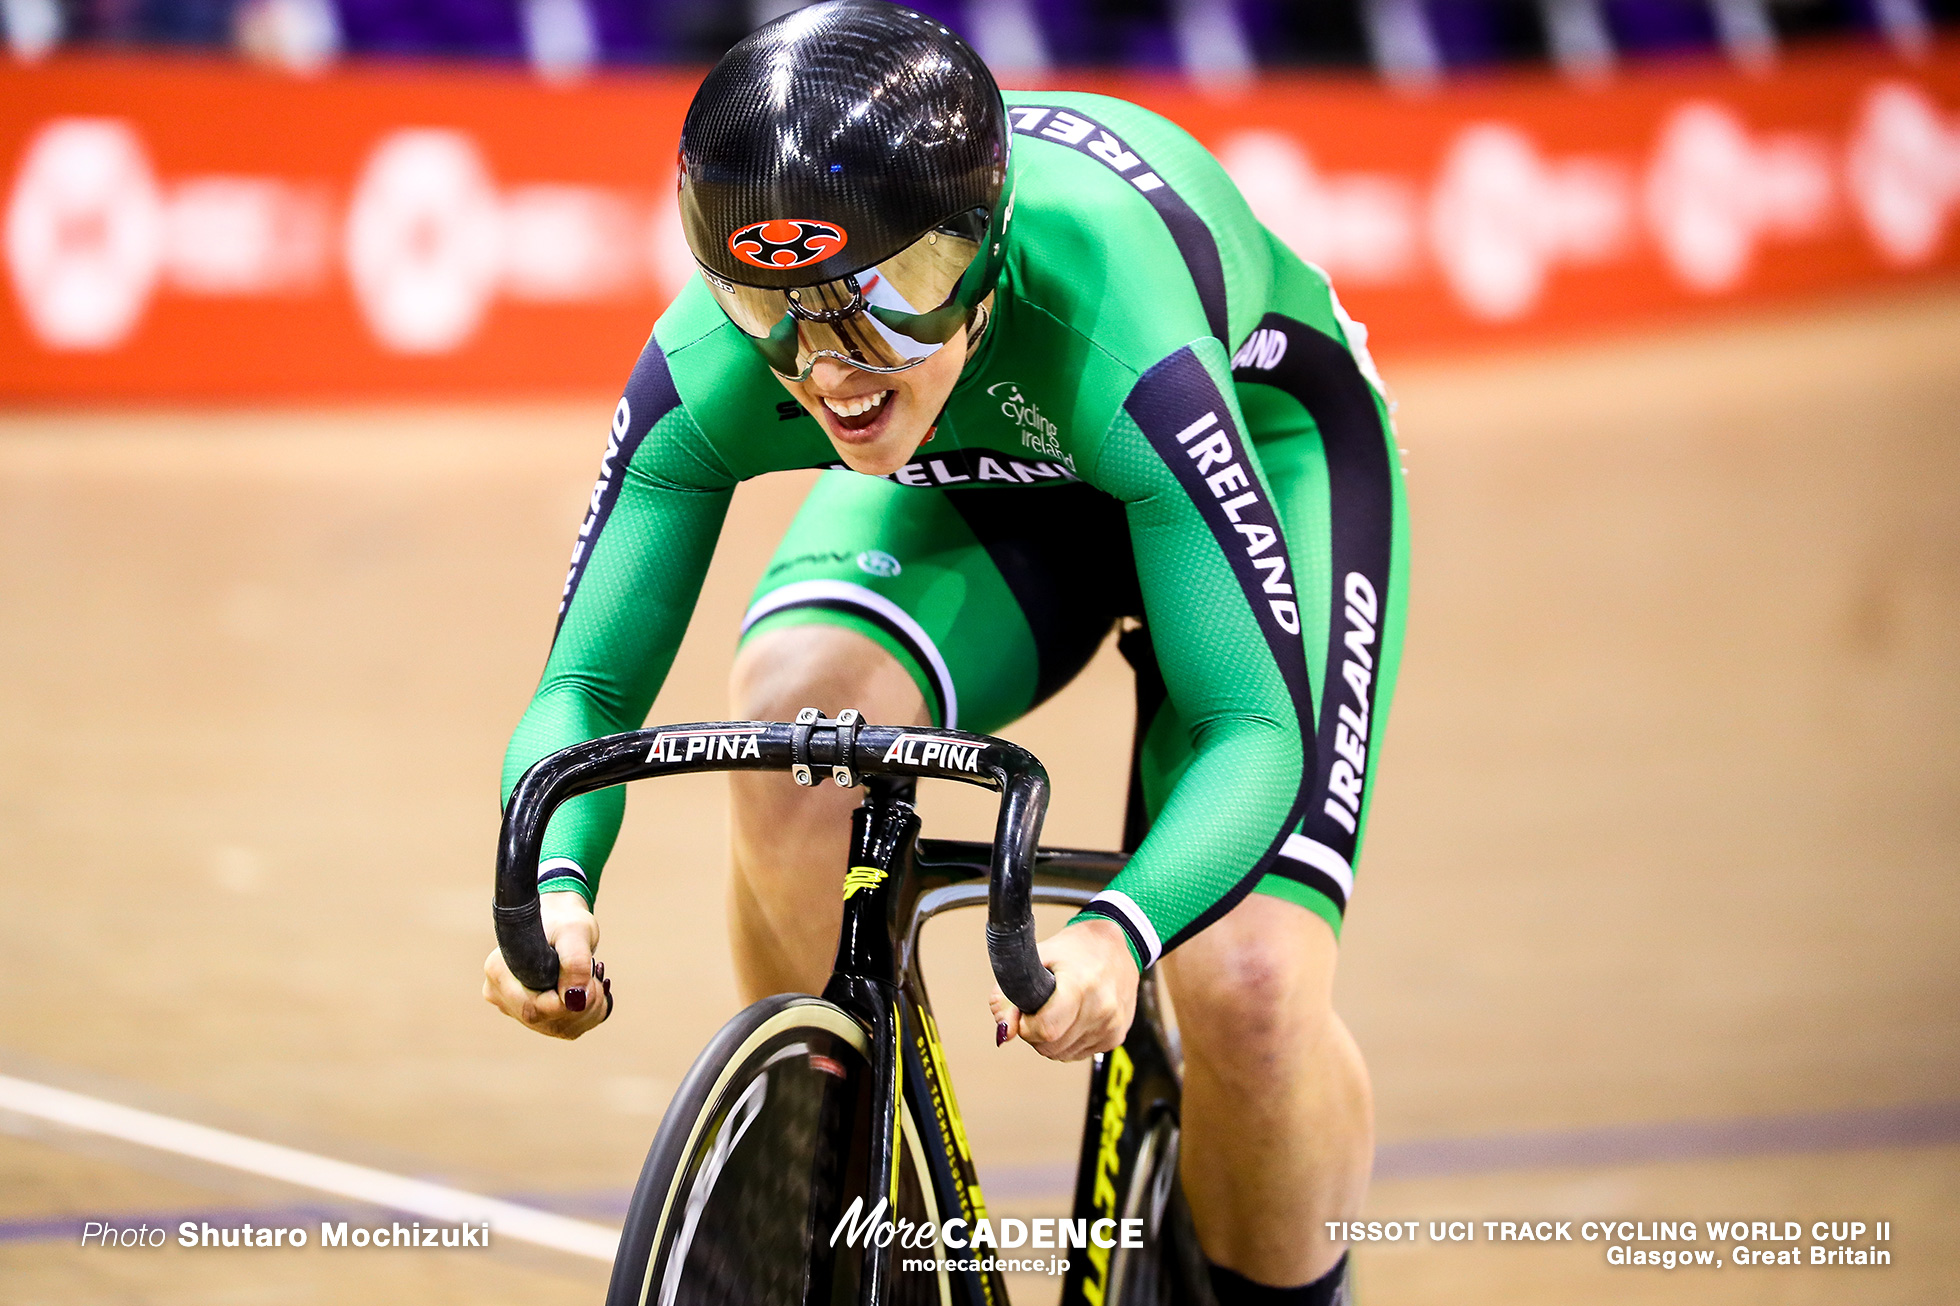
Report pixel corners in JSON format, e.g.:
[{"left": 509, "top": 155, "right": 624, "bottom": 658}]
[
  {"left": 986, "top": 381, "right": 1070, "bottom": 467},
  {"left": 728, "top": 219, "right": 847, "bottom": 270}
]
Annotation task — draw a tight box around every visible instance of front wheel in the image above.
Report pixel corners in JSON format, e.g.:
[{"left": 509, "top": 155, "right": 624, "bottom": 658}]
[{"left": 605, "top": 995, "right": 938, "bottom": 1306}]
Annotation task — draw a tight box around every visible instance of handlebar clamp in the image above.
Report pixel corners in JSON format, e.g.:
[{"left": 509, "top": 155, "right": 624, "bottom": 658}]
[
  {"left": 790, "top": 706, "right": 865, "bottom": 788},
  {"left": 790, "top": 706, "right": 821, "bottom": 786},
  {"left": 831, "top": 708, "right": 862, "bottom": 787}
]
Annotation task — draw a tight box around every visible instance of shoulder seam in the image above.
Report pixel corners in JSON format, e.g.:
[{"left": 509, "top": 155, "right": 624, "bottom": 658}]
[
  {"left": 1088, "top": 336, "right": 1231, "bottom": 489},
  {"left": 651, "top": 329, "right": 749, "bottom": 488},
  {"left": 617, "top": 395, "right": 733, "bottom": 490}
]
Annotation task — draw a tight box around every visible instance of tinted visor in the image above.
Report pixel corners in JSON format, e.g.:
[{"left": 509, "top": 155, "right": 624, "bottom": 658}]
[{"left": 704, "top": 209, "right": 990, "bottom": 381}]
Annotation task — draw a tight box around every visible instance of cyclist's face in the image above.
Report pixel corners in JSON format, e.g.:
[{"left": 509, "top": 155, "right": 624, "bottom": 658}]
[{"left": 777, "top": 324, "right": 968, "bottom": 477}]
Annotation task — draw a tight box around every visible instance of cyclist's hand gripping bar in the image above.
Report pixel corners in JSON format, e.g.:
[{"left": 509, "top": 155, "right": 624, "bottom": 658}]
[{"left": 494, "top": 718, "right": 1058, "bottom": 1012}]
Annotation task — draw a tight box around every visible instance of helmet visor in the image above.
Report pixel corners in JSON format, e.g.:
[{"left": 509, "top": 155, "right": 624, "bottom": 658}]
[{"left": 703, "top": 210, "right": 991, "bottom": 381}]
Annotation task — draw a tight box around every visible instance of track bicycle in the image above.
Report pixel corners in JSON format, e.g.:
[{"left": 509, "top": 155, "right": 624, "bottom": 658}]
[{"left": 495, "top": 709, "right": 1212, "bottom": 1306}]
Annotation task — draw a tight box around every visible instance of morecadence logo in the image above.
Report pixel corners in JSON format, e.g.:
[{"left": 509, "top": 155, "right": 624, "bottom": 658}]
[{"left": 830, "top": 1195, "right": 1142, "bottom": 1277}]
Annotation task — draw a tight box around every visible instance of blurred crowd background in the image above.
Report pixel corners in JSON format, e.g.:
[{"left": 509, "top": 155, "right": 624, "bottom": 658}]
[{"left": 4, "top": 0, "right": 1955, "bottom": 81}]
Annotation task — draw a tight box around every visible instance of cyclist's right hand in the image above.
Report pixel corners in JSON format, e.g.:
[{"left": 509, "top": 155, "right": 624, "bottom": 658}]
[{"left": 482, "top": 890, "right": 611, "bottom": 1039}]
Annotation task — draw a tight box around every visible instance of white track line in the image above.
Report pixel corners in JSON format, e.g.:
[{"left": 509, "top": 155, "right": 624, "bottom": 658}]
[{"left": 0, "top": 1073, "right": 618, "bottom": 1261}]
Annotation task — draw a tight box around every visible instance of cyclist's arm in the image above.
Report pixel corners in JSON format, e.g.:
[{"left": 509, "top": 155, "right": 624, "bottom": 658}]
[
  {"left": 1072, "top": 340, "right": 1318, "bottom": 967},
  {"left": 500, "top": 341, "right": 737, "bottom": 906}
]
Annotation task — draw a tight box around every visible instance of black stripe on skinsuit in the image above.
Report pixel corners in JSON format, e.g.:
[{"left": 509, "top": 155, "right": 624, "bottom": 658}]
[
  {"left": 1116, "top": 622, "right": 1166, "bottom": 856},
  {"left": 1007, "top": 105, "right": 1230, "bottom": 352},
  {"left": 1078, "top": 901, "right": 1151, "bottom": 971},
  {"left": 554, "top": 338, "right": 681, "bottom": 637},
  {"left": 754, "top": 597, "right": 950, "bottom": 729},
  {"left": 1124, "top": 347, "right": 1318, "bottom": 950},
  {"left": 1291, "top": 865, "right": 1348, "bottom": 914},
  {"left": 945, "top": 482, "right": 1141, "bottom": 707},
  {"left": 1233, "top": 314, "right": 1396, "bottom": 875}
]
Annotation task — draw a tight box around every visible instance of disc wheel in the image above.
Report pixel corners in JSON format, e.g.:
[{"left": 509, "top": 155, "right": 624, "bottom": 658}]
[{"left": 604, "top": 995, "right": 941, "bottom": 1306}]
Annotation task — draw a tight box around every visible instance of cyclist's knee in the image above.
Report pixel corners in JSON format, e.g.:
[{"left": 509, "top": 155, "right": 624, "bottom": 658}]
[
  {"left": 1168, "top": 896, "right": 1338, "bottom": 1079},
  {"left": 731, "top": 623, "right": 928, "bottom": 727}
]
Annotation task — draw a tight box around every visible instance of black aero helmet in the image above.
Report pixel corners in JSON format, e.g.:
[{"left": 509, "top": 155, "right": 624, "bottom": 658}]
[{"left": 678, "top": 1, "right": 1012, "bottom": 380}]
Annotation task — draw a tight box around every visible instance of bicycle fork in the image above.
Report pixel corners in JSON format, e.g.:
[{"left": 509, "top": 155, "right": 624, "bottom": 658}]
[
  {"left": 819, "top": 782, "right": 916, "bottom": 1306},
  {"left": 821, "top": 779, "right": 1009, "bottom": 1306}
]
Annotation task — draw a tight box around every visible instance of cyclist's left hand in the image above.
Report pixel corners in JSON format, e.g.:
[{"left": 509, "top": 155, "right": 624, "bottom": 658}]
[
  {"left": 482, "top": 890, "right": 611, "bottom": 1040},
  {"left": 988, "top": 918, "right": 1139, "bottom": 1061}
]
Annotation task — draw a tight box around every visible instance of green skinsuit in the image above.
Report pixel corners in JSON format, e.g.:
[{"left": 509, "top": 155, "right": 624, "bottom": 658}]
[{"left": 503, "top": 92, "right": 1409, "bottom": 968}]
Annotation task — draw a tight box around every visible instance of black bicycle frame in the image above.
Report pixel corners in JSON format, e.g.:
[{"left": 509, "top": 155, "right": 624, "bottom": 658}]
[{"left": 891, "top": 823, "right": 1199, "bottom": 1306}]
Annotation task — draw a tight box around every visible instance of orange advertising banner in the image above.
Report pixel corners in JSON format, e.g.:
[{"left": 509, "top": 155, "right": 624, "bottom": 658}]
[{"left": 3, "top": 43, "right": 1958, "bottom": 400}]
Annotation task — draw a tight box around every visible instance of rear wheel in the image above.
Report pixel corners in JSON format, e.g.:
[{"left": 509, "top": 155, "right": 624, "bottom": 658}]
[
  {"left": 604, "top": 995, "right": 941, "bottom": 1306},
  {"left": 1108, "top": 1114, "right": 1209, "bottom": 1306}
]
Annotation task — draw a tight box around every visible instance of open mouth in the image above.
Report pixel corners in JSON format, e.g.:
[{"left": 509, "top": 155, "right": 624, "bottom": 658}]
[{"left": 822, "top": 389, "right": 893, "bottom": 433}]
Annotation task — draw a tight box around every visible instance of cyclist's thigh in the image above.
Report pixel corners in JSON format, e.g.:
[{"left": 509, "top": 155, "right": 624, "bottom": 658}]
[
  {"left": 741, "top": 470, "right": 1136, "bottom": 734},
  {"left": 1137, "top": 295, "right": 1408, "bottom": 939}
]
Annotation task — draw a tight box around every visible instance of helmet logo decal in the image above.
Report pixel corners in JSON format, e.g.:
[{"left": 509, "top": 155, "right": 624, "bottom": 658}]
[{"left": 728, "top": 219, "right": 848, "bottom": 270}]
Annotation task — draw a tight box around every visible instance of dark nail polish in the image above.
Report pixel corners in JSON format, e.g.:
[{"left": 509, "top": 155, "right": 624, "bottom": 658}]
[
  {"left": 565, "top": 987, "right": 587, "bottom": 1012},
  {"left": 995, "top": 1021, "right": 1009, "bottom": 1047},
  {"left": 592, "top": 959, "right": 605, "bottom": 982}
]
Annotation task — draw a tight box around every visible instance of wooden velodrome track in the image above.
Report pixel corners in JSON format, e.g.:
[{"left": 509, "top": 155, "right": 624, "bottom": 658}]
[{"left": 1, "top": 286, "right": 1955, "bottom": 1304}]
